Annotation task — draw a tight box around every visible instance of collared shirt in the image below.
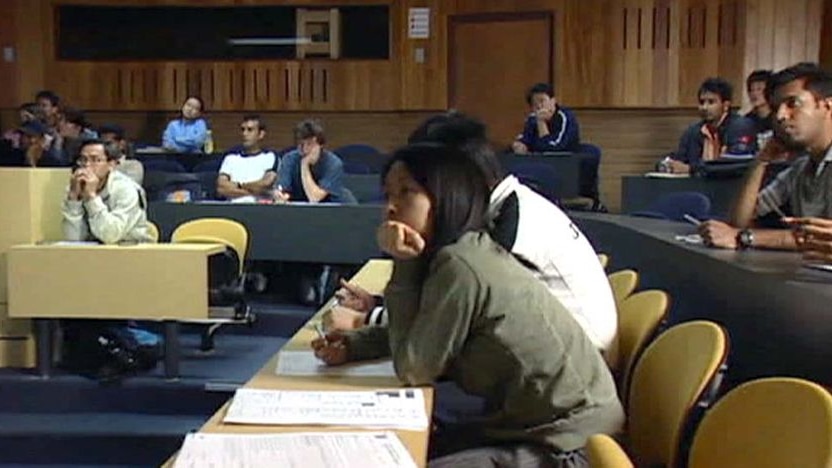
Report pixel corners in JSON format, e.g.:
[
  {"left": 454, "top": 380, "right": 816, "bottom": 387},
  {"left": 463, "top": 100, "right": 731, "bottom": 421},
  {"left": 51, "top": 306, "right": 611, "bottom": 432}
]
[
  {"left": 62, "top": 170, "right": 151, "bottom": 244},
  {"left": 757, "top": 146, "right": 832, "bottom": 218},
  {"left": 162, "top": 118, "right": 208, "bottom": 153},
  {"left": 277, "top": 149, "right": 345, "bottom": 203}
]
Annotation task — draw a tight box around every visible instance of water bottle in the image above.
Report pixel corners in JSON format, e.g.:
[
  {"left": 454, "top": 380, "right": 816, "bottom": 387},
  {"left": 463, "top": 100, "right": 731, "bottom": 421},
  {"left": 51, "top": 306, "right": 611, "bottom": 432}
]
[{"left": 204, "top": 130, "right": 215, "bottom": 154}]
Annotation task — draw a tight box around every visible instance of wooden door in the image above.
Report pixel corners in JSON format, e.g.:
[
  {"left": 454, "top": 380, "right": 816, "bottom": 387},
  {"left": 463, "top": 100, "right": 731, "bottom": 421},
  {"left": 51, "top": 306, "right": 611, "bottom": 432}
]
[{"left": 449, "top": 12, "right": 553, "bottom": 148}]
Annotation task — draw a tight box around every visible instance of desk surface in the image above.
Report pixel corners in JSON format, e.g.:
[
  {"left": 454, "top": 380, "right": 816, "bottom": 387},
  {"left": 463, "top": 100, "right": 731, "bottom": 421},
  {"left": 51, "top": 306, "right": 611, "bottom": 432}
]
[
  {"left": 621, "top": 175, "right": 744, "bottom": 218},
  {"left": 189, "top": 260, "right": 432, "bottom": 467},
  {"left": 7, "top": 242, "right": 224, "bottom": 320},
  {"left": 574, "top": 213, "right": 832, "bottom": 385}
]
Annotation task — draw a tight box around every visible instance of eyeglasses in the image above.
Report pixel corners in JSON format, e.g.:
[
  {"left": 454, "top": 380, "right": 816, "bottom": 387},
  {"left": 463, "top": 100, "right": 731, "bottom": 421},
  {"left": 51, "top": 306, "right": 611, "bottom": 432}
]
[{"left": 75, "top": 157, "right": 108, "bottom": 166}]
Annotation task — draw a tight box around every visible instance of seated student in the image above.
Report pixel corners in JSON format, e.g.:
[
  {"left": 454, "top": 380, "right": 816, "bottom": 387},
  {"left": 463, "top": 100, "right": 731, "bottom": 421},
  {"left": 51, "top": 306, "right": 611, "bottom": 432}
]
[
  {"left": 745, "top": 69, "right": 774, "bottom": 137},
  {"left": 313, "top": 143, "right": 623, "bottom": 467},
  {"left": 699, "top": 63, "right": 832, "bottom": 250},
  {"left": 63, "top": 139, "right": 151, "bottom": 244},
  {"left": 664, "top": 77, "right": 757, "bottom": 174},
  {"left": 162, "top": 96, "right": 208, "bottom": 153},
  {"left": 216, "top": 115, "right": 278, "bottom": 203},
  {"left": 510, "top": 83, "right": 601, "bottom": 205},
  {"left": 329, "top": 113, "right": 617, "bottom": 353},
  {"left": 56, "top": 107, "right": 99, "bottom": 163},
  {"left": 35, "top": 90, "right": 61, "bottom": 129},
  {"left": 2, "top": 102, "right": 45, "bottom": 150},
  {"left": 275, "top": 119, "right": 345, "bottom": 203},
  {"left": 15, "top": 120, "right": 65, "bottom": 167},
  {"left": 99, "top": 124, "right": 144, "bottom": 186}
]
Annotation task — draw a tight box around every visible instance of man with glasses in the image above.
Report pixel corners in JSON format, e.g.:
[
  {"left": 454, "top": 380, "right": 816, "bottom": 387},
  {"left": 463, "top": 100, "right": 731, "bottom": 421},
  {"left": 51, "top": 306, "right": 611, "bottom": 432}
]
[{"left": 62, "top": 139, "right": 152, "bottom": 244}]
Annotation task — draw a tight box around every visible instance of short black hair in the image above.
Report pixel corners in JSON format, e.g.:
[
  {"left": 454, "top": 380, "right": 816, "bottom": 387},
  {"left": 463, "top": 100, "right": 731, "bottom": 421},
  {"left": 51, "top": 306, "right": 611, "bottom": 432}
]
[
  {"left": 746, "top": 69, "right": 773, "bottom": 90},
  {"left": 75, "top": 138, "right": 121, "bottom": 163},
  {"left": 241, "top": 114, "right": 266, "bottom": 132},
  {"left": 61, "top": 107, "right": 90, "bottom": 128},
  {"left": 35, "top": 90, "right": 60, "bottom": 106},
  {"left": 525, "top": 83, "right": 554, "bottom": 105},
  {"left": 767, "top": 62, "right": 832, "bottom": 104},
  {"left": 408, "top": 112, "right": 503, "bottom": 186},
  {"left": 698, "top": 77, "right": 733, "bottom": 102},
  {"left": 294, "top": 119, "right": 326, "bottom": 145},
  {"left": 382, "top": 142, "right": 490, "bottom": 256},
  {"left": 98, "top": 123, "right": 125, "bottom": 140}
]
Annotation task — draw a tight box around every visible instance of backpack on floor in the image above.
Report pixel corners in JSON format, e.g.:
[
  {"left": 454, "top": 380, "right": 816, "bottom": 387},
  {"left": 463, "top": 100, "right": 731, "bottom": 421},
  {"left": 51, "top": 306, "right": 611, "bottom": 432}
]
[{"left": 61, "top": 322, "right": 163, "bottom": 383}]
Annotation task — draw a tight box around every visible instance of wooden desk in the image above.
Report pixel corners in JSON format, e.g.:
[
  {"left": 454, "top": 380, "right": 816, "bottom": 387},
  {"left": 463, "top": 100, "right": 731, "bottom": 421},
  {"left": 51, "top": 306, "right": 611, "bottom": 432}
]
[
  {"left": 172, "top": 260, "right": 433, "bottom": 467},
  {"left": 7, "top": 242, "right": 225, "bottom": 378}
]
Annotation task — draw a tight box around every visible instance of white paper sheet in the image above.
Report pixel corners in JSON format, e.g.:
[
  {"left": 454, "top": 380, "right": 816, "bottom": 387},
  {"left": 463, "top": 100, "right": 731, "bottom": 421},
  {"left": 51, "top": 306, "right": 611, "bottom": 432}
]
[
  {"left": 275, "top": 350, "right": 397, "bottom": 377},
  {"left": 223, "top": 388, "right": 429, "bottom": 430},
  {"left": 173, "top": 431, "right": 417, "bottom": 468},
  {"left": 675, "top": 234, "right": 704, "bottom": 245},
  {"left": 645, "top": 172, "right": 690, "bottom": 178},
  {"left": 804, "top": 262, "right": 832, "bottom": 273}
]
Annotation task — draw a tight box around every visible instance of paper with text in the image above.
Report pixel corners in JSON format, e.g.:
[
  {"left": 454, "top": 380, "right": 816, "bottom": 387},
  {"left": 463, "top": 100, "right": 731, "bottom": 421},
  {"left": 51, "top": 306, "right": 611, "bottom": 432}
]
[
  {"left": 173, "top": 431, "right": 417, "bottom": 468},
  {"left": 276, "top": 350, "right": 397, "bottom": 377},
  {"left": 223, "top": 388, "right": 428, "bottom": 430}
]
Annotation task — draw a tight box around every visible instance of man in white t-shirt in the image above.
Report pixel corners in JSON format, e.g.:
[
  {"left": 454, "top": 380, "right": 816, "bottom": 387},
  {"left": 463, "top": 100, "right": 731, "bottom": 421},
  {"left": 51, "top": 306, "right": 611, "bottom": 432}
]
[{"left": 217, "top": 115, "right": 279, "bottom": 203}]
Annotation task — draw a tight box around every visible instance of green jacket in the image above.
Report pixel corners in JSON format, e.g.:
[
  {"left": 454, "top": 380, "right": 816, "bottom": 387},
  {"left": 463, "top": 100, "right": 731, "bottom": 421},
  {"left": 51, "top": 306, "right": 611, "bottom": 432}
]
[{"left": 347, "top": 232, "right": 624, "bottom": 452}]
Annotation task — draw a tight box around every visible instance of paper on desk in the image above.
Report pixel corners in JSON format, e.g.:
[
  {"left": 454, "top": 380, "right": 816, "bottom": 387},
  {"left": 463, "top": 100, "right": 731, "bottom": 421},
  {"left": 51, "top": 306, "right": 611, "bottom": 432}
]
[
  {"left": 675, "top": 234, "right": 704, "bottom": 245},
  {"left": 645, "top": 172, "right": 690, "bottom": 178},
  {"left": 803, "top": 262, "right": 832, "bottom": 273},
  {"left": 223, "top": 388, "right": 429, "bottom": 430},
  {"left": 173, "top": 431, "right": 417, "bottom": 468},
  {"left": 276, "top": 350, "right": 397, "bottom": 377}
]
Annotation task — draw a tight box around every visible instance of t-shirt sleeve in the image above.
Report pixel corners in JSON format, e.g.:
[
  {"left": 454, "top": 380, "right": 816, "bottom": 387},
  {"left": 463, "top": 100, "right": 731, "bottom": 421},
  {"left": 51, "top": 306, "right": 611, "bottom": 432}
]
[
  {"left": 218, "top": 155, "right": 234, "bottom": 178},
  {"left": 318, "top": 155, "right": 345, "bottom": 194},
  {"left": 277, "top": 152, "right": 296, "bottom": 191}
]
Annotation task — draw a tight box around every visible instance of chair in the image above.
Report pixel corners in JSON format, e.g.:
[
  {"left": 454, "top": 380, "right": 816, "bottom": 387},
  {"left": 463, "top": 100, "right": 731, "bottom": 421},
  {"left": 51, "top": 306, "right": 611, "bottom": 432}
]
[
  {"left": 171, "top": 218, "right": 253, "bottom": 350},
  {"left": 342, "top": 160, "right": 373, "bottom": 174},
  {"left": 615, "top": 290, "right": 669, "bottom": 396},
  {"left": 192, "top": 158, "right": 222, "bottom": 173},
  {"left": 597, "top": 253, "right": 609, "bottom": 269},
  {"left": 586, "top": 434, "right": 634, "bottom": 468},
  {"left": 334, "top": 143, "right": 381, "bottom": 158},
  {"left": 506, "top": 160, "right": 561, "bottom": 203},
  {"left": 141, "top": 158, "right": 186, "bottom": 173},
  {"left": 607, "top": 269, "right": 638, "bottom": 307},
  {"left": 196, "top": 171, "right": 219, "bottom": 200},
  {"left": 146, "top": 221, "right": 160, "bottom": 243},
  {"left": 688, "top": 377, "right": 832, "bottom": 468},
  {"left": 630, "top": 191, "right": 711, "bottom": 222},
  {"left": 627, "top": 321, "right": 728, "bottom": 468}
]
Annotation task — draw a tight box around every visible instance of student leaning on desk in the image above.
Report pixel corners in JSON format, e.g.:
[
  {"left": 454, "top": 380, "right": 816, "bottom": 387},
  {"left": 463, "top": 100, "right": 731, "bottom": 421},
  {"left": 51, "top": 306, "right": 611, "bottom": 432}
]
[
  {"left": 62, "top": 139, "right": 152, "bottom": 244},
  {"left": 312, "top": 143, "right": 623, "bottom": 468}
]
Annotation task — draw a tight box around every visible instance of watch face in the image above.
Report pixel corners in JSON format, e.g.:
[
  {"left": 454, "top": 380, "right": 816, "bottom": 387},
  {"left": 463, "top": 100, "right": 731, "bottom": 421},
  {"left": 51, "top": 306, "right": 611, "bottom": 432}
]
[{"left": 740, "top": 230, "right": 753, "bottom": 247}]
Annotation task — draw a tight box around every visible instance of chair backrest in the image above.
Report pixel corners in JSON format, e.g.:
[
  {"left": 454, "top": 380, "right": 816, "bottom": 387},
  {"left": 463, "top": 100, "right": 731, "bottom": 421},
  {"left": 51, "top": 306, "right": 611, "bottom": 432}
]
[
  {"left": 334, "top": 144, "right": 381, "bottom": 158},
  {"left": 141, "top": 159, "right": 186, "bottom": 173},
  {"left": 607, "top": 269, "right": 638, "bottom": 306},
  {"left": 631, "top": 191, "right": 711, "bottom": 222},
  {"left": 616, "top": 289, "right": 669, "bottom": 393},
  {"left": 597, "top": 253, "right": 610, "bottom": 269},
  {"left": 578, "top": 142, "right": 602, "bottom": 158},
  {"left": 343, "top": 160, "right": 373, "bottom": 174},
  {"left": 192, "top": 158, "right": 222, "bottom": 173},
  {"left": 689, "top": 377, "right": 832, "bottom": 468},
  {"left": 171, "top": 218, "right": 249, "bottom": 276},
  {"left": 628, "top": 321, "right": 728, "bottom": 468},
  {"left": 196, "top": 171, "right": 219, "bottom": 200},
  {"left": 146, "top": 221, "right": 160, "bottom": 243},
  {"left": 587, "top": 434, "right": 634, "bottom": 468}
]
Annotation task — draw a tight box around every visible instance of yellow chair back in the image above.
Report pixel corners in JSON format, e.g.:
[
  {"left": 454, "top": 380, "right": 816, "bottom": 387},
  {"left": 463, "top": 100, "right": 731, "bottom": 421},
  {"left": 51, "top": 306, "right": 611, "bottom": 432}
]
[
  {"left": 597, "top": 253, "right": 609, "bottom": 269},
  {"left": 628, "top": 320, "right": 728, "bottom": 468},
  {"left": 171, "top": 218, "right": 249, "bottom": 275},
  {"left": 608, "top": 269, "right": 638, "bottom": 306},
  {"left": 587, "top": 434, "right": 634, "bottom": 468},
  {"left": 146, "top": 221, "right": 160, "bottom": 243},
  {"left": 689, "top": 377, "right": 832, "bottom": 468},
  {"left": 611, "top": 289, "right": 668, "bottom": 379}
]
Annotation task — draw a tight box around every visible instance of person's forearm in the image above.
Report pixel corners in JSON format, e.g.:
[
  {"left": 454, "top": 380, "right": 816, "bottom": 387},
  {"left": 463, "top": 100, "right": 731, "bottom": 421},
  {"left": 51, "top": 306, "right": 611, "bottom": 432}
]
[
  {"left": 729, "top": 161, "right": 769, "bottom": 228},
  {"left": 242, "top": 173, "right": 277, "bottom": 195},
  {"left": 300, "top": 163, "right": 328, "bottom": 202},
  {"left": 749, "top": 228, "right": 797, "bottom": 250},
  {"left": 217, "top": 180, "right": 253, "bottom": 199}
]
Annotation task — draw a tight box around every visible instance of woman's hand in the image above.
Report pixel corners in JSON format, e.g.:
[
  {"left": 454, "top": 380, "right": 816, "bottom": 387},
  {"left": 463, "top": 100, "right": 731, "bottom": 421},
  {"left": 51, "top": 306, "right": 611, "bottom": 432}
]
[
  {"left": 311, "top": 332, "right": 350, "bottom": 366},
  {"left": 377, "top": 221, "right": 426, "bottom": 259}
]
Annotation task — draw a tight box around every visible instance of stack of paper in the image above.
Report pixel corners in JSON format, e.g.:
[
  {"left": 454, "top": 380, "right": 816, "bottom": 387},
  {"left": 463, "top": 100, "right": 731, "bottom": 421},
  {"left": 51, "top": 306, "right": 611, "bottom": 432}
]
[
  {"left": 275, "top": 350, "right": 396, "bottom": 377},
  {"left": 174, "top": 431, "right": 417, "bottom": 468},
  {"left": 224, "top": 388, "right": 429, "bottom": 430}
]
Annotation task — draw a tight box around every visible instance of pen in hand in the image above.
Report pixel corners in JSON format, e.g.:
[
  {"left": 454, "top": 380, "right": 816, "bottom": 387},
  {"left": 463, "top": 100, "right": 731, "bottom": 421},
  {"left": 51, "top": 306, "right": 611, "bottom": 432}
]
[
  {"left": 314, "top": 323, "right": 328, "bottom": 346},
  {"left": 683, "top": 214, "right": 702, "bottom": 226}
]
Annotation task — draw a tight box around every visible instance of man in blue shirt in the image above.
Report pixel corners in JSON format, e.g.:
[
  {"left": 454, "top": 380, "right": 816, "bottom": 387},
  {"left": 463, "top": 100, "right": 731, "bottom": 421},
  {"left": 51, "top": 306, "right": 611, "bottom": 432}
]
[{"left": 276, "top": 119, "right": 345, "bottom": 203}]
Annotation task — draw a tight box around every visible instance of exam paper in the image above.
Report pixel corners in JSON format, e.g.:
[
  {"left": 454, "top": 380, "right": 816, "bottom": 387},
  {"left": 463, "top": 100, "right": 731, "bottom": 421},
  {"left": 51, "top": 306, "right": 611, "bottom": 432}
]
[
  {"left": 275, "top": 350, "right": 397, "bottom": 377},
  {"left": 223, "top": 388, "right": 429, "bottom": 430},
  {"left": 173, "top": 431, "right": 417, "bottom": 468}
]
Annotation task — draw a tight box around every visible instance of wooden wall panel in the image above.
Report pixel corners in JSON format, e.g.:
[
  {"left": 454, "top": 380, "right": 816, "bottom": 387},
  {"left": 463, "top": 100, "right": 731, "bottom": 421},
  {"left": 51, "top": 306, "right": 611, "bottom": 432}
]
[{"left": 821, "top": 0, "right": 832, "bottom": 69}]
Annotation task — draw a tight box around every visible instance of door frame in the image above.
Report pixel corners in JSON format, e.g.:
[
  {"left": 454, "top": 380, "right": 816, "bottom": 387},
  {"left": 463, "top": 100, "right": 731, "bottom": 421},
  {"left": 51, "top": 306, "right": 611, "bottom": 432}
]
[{"left": 447, "top": 11, "right": 556, "bottom": 106}]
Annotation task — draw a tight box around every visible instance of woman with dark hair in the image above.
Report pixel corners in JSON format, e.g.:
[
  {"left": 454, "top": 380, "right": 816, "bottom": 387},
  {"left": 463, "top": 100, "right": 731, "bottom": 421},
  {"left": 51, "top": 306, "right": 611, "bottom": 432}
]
[
  {"left": 162, "top": 95, "right": 209, "bottom": 153},
  {"left": 312, "top": 143, "right": 623, "bottom": 468}
]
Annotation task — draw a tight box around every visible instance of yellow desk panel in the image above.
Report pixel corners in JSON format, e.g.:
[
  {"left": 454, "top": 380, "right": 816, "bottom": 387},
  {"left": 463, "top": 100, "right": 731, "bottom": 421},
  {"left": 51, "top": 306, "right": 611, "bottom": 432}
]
[{"left": 7, "top": 243, "right": 224, "bottom": 321}]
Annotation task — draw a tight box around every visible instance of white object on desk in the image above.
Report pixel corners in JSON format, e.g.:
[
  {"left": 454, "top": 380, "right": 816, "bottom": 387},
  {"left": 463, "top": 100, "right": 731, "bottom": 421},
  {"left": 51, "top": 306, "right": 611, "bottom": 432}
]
[
  {"left": 645, "top": 172, "right": 690, "bottom": 179},
  {"left": 174, "top": 431, "right": 417, "bottom": 468},
  {"left": 718, "top": 153, "right": 755, "bottom": 160},
  {"left": 803, "top": 263, "right": 832, "bottom": 273},
  {"left": 224, "top": 388, "right": 429, "bottom": 430},
  {"left": 675, "top": 234, "right": 704, "bottom": 245},
  {"left": 275, "top": 350, "right": 396, "bottom": 377}
]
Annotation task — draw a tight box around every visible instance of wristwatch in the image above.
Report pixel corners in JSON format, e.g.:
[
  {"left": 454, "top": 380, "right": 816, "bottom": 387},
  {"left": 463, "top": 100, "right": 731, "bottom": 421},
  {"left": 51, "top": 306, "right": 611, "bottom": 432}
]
[{"left": 736, "top": 229, "right": 754, "bottom": 249}]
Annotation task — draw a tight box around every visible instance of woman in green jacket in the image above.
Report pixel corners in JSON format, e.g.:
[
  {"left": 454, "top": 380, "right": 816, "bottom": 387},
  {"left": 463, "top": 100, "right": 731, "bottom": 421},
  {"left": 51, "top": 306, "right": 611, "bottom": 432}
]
[{"left": 312, "top": 143, "right": 623, "bottom": 468}]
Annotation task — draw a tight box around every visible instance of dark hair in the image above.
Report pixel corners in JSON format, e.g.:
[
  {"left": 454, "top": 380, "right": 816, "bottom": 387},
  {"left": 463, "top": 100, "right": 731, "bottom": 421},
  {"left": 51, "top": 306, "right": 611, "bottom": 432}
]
[
  {"left": 61, "top": 107, "right": 90, "bottom": 128},
  {"left": 18, "top": 102, "right": 45, "bottom": 122},
  {"left": 408, "top": 112, "right": 503, "bottom": 186},
  {"left": 382, "top": 142, "right": 490, "bottom": 255},
  {"left": 35, "top": 90, "right": 60, "bottom": 106},
  {"left": 98, "top": 123, "right": 125, "bottom": 140},
  {"left": 75, "top": 138, "right": 122, "bottom": 163},
  {"left": 746, "top": 69, "right": 773, "bottom": 90},
  {"left": 698, "top": 77, "right": 733, "bottom": 102},
  {"left": 241, "top": 114, "right": 266, "bottom": 132},
  {"left": 183, "top": 95, "right": 205, "bottom": 113},
  {"left": 525, "top": 83, "right": 554, "bottom": 105},
  {"left": 294, "top": 119, "right": 326, "bottom": 145},
  {"left": 767, "top": 62, "right": 832, "bottom": 104}
]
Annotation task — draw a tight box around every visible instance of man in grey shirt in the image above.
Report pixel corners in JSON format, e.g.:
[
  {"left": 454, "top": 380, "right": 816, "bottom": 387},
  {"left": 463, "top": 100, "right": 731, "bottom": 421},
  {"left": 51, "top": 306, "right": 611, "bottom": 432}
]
[{"left": 699, "top": 63, "right": 832, "bottom": 250}]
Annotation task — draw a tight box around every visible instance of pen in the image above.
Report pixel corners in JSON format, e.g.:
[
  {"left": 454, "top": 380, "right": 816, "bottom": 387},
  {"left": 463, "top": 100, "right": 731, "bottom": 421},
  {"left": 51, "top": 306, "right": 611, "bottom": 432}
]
[
  {"left": 314, "top": 322, "right": 328, "bottom": 345},
  {"left": 683, "top": 214, "right": 702, "bottom": 226}
]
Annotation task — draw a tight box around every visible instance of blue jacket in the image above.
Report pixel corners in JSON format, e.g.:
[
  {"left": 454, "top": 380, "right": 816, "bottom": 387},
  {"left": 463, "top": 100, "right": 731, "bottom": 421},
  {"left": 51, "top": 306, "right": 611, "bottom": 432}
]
[
  {"left": 673, "top": 112, "right": 757, "bottom": 170},
  {"left": 518, "top": 106, "right": 581, "bottom": 152},
  {"left": 162, "top": 118, "right": 208, "bottom": 153}
]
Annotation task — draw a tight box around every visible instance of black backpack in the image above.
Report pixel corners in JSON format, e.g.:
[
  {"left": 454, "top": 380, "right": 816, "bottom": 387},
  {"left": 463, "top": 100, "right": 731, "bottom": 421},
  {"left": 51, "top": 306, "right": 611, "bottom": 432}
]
[{"left": 61, "top": 322, "right": 163, "bottom": 383}]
